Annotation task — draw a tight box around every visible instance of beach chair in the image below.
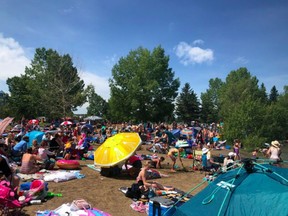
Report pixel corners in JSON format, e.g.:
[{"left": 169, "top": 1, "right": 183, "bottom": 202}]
[{"left": 192, "top": 150, "right": 203, "bottom": 171}]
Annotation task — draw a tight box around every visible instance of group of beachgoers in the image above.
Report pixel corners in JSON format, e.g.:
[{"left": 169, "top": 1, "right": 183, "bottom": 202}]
[{"left": 0, "top": 119, "right": 283, "bottom": 199}]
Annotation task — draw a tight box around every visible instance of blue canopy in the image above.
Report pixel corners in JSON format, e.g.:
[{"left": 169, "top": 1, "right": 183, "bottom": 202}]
[
  {"left": 173, "top": 162, "right": 288, "bottom": 216},
  {"left": 25, "top": 130, "right": 45, "bottom": 147},
  {"left": 171, "top": 129, "right": 180, "bottom": 139}
]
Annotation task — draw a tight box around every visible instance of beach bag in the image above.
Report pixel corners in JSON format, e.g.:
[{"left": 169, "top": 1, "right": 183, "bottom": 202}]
[
  {"left": 125, "top": 183, "right": 142, "bottom": 199},
  {"left": 0, "top": 180, "right": 11, "bottom": 199},
  {"left": 70, "top": 199, "right": 92, "bottom": 211}
]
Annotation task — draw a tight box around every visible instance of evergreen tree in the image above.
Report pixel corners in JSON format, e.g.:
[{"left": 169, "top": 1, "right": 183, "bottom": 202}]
[
  {"left": 269, "top": 85, "right": 279, "bottom": 103},
  {"left": 175, "top": 83, "right": 200, "bottom": 124}
]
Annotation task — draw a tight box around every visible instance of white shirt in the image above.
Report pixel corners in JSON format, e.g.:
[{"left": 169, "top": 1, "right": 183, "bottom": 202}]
[{"left": 38, "top": 147, "right": 54, "bottom": 161}]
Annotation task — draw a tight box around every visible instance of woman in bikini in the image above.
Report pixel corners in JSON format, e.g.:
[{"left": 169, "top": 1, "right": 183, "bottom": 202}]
[
  {"left": 167, "top": 147, "right": 184, "bottom": 172},
  {"left": 20, "top": 148, "right": 40, "bottom": 174}
]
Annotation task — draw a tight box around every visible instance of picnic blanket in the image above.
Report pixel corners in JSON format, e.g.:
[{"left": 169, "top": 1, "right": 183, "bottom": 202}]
[
  {"left": 18, "top": 170, "right": 85, "bottom": 183},
  {"left": 36, "top": 202, "right": 111, "bottom": 216}
]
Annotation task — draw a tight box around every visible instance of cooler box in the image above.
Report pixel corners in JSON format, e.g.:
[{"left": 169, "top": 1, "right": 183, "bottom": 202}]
[{"left": 148, "top": 196, "right": 175, "bottom": 216}]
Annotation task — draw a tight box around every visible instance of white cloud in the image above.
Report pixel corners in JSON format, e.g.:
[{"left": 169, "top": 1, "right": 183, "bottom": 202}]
[
  {"left": 0, "top": 34, "right": 110, "bottom": 115},
  {"left": 80, "top": 71, "right": 110, "bottom": 101},
  {"left": 74, "top": 71, "right": 110, "bottom": 114},
  {"left": 174, "top": 41, "right": 214, "bottom": 65},
  {"left": 193, "top": 39, "right": 204, "bottom": 45},
  {"left": 0, "top": 33, "right": 30, "bottom": 81},
  {"left": 234, "top": 56, "right": 249, "bottom": 65}
]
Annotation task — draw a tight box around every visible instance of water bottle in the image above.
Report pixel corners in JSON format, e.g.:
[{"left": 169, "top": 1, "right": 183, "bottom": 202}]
[
  {"left": 30, "top": 200, "right": 42, "bottom": 204},
  {"left": 148, "top": 188, "right": 155, "bottom": 199}
]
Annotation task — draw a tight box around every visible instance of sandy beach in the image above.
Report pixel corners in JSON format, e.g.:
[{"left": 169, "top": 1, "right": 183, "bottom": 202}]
[{"left": 21, "top": 144, "right": 230, "bottom": 216}]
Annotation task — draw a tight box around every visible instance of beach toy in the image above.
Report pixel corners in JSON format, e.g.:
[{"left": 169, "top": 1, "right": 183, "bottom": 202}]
[
  {"left": 46, "top": 192, "right": 62, "bottom": 197},
  {"left": 56, "top": 160, "right": 80, "bottom": 170}
]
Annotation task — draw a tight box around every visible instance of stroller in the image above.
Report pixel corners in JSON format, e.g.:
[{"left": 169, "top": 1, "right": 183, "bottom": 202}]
[{"left": 0, "top": 180, "right": 28, "bottom": 216}]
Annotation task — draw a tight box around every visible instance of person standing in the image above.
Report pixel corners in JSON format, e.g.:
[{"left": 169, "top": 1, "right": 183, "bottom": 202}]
[
  {"left": 233, "top": 139, "right": 241, "bottom": 160},
  {"left": 167, "top": 147, "right": 184, "bottom": 172}
]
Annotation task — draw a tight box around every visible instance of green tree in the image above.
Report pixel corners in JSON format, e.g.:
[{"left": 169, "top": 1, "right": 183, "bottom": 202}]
[
  {"left": 7, "top": 48, "right": 86, "bottom": 119},
  {"left": 219, "top": 68, "right": 267, "bottom": 148},
  {"left": 263, "top": 85, "right": 288, "bottom": 140},
  {"left": 86, "top": 84, "right": 108, "bottom": 117},
  {"left": 0, "top": 91, "right": 10, "bottom": 118},
  {"left": 258, "top": 83, "right": 268, "bottom": 104},
  {"left": 269, "top": 85, "right": 279, "bottom": 103},
  {"left": 6, "top": 75, "right": 38, "bottom": 119},
  {"left": 175, "top": 83, "right": 200, "bottom": 124},
  {"left": 200, "top": 78, "right": 223, "bottom": 123},
  {"left": 108, "top": 46, "right": 180, "bottom": 122}
]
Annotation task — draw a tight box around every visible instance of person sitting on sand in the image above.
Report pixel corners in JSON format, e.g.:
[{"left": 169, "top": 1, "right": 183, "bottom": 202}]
[
  {"left": 266, "top": 140, "right": 282, "bottom": 164},
  {"left": 11, "top": 136, "right": 29, "bottom": 157},
  {"left": 150, "top": 155, "right": 165, "bottom": 169},
  {"left": 136, "top": 161, "right": 173, "bottom": 191},
  {"left": 167, "top": 147, "right": 184, "bottom": 172},
  {"left": 222, "top": 152, "right": 236, "bottom": 172},
  {"left": 31, "top": 139, "right": 39, "bottom": 155},
  {"left": 0, "top": 154, "right": 20, "bottom": 190},
  {"left": 146, "top": 137, "right": 167, "bottom": 154},
  {"left": 38, "top": 140, "right": 56, "bottom": 170},
  {"left": 20, "top": 148, "right": 40, "bottom": 174}
]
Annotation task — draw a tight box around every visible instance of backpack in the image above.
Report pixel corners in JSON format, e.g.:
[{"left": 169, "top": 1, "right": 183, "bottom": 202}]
[{"left": 125, "top": 183, "right": 142, "bottom": 199}]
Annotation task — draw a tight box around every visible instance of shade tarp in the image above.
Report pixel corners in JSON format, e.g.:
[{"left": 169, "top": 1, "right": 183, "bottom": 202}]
[
  {"left": 94, "top": 132, "right": 141, "bottom": 167},
  {"left": 173, "top": 163, "right": 288, "bottom": 216}
]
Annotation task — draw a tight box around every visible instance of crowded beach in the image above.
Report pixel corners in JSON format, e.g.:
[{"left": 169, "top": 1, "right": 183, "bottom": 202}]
[{"left": 0, "top": 117, "right": 286, "bottom": 216}]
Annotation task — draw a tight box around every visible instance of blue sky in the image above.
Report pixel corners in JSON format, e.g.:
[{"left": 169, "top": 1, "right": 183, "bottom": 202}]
[{"left": 0, "top": 0, "right": 287, "bottom": 113}]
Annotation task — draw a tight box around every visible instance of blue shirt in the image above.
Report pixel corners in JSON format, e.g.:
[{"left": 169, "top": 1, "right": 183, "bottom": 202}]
[{"left": 13, "top": 140, "right": 28, "bottom": 153}]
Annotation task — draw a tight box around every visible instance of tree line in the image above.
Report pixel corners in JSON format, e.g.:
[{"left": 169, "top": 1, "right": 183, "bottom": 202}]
[{"left": 0, "top": 46, "right": 287, "bottom": 149}]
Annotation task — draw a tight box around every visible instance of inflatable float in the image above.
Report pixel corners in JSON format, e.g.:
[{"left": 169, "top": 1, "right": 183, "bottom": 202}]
[{"left": 56, "top": 160, "right": 80, "bottom": 170}]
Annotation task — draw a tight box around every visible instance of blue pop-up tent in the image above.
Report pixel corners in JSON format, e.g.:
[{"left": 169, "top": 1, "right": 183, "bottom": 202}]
[
  {"left": 173, "top": 161, "right": 288, "bottom": 216},
  {"left": 25, "top": 130, "right": 45, "bottom": 147}
]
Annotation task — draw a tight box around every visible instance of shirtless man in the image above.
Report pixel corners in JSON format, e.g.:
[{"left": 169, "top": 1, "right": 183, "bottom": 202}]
[{"left": 136, "top": 161, "right": 173, "bottom": 191}]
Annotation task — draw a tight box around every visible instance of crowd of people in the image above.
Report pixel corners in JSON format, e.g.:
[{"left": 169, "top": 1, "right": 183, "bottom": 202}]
[{"left": 0, "top": 118, "right": 284, "bottom": 199}]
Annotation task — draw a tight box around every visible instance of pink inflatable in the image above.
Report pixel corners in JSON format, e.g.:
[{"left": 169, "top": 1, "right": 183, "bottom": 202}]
[{"left": 56, "top": 160, "right": 80, "bottom": 170}]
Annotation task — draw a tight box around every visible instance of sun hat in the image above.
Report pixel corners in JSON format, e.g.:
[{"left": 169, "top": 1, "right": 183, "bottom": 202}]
[
  {"left": 228, "top": 152, "right": 236, "bottom": 157},
  {"left": 202, "top": 147, "right": 209, "bottom": 154},
  {"left": 271, "top": 140, "right": 280, "bottom": 148}
]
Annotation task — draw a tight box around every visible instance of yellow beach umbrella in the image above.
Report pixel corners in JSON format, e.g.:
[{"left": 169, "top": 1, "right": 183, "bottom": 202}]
[{"left": 94, "top": 132, "right": 142, "bottom": 167}]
